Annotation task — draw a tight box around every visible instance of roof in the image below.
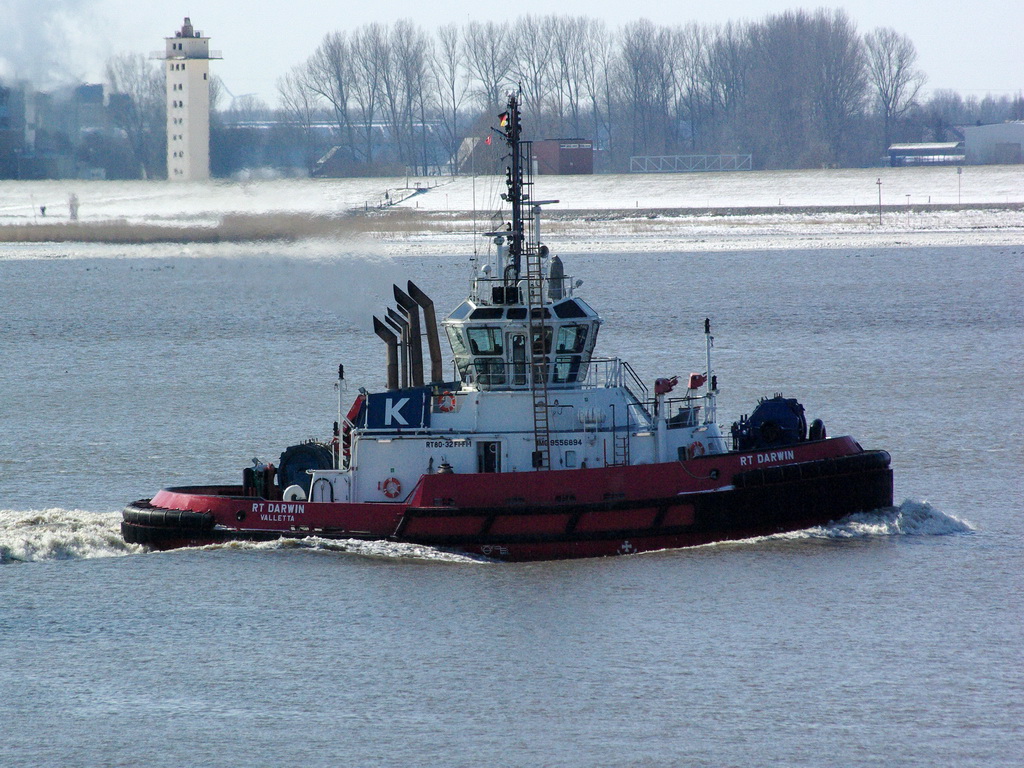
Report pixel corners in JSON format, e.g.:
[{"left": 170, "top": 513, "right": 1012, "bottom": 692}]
[{"left": 888, "top": 142, "right": 963, "bottom": 152}]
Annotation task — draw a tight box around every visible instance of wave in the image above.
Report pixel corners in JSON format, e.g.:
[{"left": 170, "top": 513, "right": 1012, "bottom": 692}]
[
  {"left": 742, "top": 499, "right": 974, "bottom": 546},
  {"left": 820, "top": 499, "right": 974, "bottom": 538},
  {"left": 0, "top": 508, "right": 482, "bottom": 564},
  {"left": 2, "top": 500, "right": 970, "bottom": 565},
  {"left": 190, "top": 536, "right": 486, "bottom": 563},
  {"left": 0, "top": 509, "right": 144, "bottom": 564}
]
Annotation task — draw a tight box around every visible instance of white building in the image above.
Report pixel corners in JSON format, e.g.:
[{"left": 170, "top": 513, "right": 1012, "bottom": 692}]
[
  {"left": 963, "top": 121, "right": 1024, "bottom": 165},
  {"left": 162, "top": 18, "right": 220, "bottom": 180}
]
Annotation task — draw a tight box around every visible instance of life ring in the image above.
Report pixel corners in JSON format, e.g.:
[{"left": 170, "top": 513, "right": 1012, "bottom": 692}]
[
  {"left": 689, "top": 441, "right": 705, "bottom": 459},
  {"left": 437, "top": 391, "right": 456, "bottom": 413},
  {"left": 381, "top": 476, "right": 402, "bottom": 499}
]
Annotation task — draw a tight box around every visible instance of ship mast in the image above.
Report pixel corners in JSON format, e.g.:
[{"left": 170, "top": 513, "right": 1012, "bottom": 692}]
[{"left": 500, "top": 93, "right": 552, "bottom": 470}]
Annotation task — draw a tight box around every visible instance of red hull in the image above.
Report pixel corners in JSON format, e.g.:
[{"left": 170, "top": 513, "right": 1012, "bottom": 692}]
[{"left": 122, "top": 437, "right": 892, "bottom": 561}]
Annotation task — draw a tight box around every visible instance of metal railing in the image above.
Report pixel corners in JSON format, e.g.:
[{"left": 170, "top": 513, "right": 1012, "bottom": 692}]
[
  {"left": 470, "top": 275, "right": 578, "bottom": 304},
  {"left": 582, "top": 358, "right": 648, "bottom": 401},
  {"left": 629, "top": 154, "right": 753, "bottom": 173}
]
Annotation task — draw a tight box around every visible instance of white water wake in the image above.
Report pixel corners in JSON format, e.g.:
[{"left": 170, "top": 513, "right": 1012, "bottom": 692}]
[
  {"left": 821, "top": 499, "right": 974, "bottom": 538},
  {"left": 1, "top": 500, "right": 971, "bottom": 565},
  {"left": 750, "top": 499, "right": 974, "bottom": 545},
  {"left": 194, "top": 536, "right": 486, "bottom": 563},
  {"left": 0, "top": 509, "right": 144, "bottom": 563}
]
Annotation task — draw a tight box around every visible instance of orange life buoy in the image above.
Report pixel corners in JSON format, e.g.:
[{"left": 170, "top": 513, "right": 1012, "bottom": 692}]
[
  {"left": 438, "top": 391, "right": 456, "bottom": 413},
  {"left": 689, "top": 441, "right": 705, "bottom": 459},
  {"left": 382, "top": 477, "right": 402, "bottom": 498}
]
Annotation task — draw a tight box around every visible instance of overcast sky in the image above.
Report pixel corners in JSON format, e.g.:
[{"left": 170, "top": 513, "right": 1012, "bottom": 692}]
[{"left": 2, "top": 0, "right": 1021, "bottom": 105}]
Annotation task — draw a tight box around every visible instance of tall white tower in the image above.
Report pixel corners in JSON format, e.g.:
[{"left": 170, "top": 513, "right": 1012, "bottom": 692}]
[{"left": 162, "top": 17, "right": 220, "bottom": 180}]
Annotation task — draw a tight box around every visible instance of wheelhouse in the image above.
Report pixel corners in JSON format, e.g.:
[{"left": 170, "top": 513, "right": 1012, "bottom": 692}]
[{"left": 443, "top": 273, "right": 601, "bottom": 391}]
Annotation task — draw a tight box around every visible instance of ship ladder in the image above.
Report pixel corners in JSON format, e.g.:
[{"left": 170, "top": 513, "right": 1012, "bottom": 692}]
[
  {"left": 525, "top": 240, "right": 551, "bottom": 470},
  {"left": 613, "top": 434, "right": 630, "bottom": 466}
]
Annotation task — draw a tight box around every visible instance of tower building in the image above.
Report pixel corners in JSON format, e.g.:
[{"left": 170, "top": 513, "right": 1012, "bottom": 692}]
[{"left": 162, "top": 17, "right": 220, "bottom": 180}]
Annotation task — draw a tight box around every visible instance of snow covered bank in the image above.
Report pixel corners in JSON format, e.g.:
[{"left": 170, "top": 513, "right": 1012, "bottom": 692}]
[{"left": 1, "top": 165, "right": 1022, "bottom": 253}]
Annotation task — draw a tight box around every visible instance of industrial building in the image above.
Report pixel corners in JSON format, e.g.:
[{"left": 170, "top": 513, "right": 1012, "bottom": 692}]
[
  {"left": 963, "top": 121, "right": 1024, "bottom": 164},
  {"left": 532, "top": 139, "right": 594, "bottom": 174}
]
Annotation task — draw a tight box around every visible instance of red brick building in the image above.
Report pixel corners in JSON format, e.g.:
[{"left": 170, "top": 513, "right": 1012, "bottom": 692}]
[{"left": 533, "top": 139, "right": 593, "bottom": 174}]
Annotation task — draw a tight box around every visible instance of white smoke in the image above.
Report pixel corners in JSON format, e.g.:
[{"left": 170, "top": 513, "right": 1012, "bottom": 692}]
[{"left": 0, "top": 0, "right": 109, "bottom": 88}]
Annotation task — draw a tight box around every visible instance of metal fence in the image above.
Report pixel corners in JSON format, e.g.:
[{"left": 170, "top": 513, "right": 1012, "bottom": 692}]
[{"left": 629, "top": 154, "right": 753, "bottom": 173}]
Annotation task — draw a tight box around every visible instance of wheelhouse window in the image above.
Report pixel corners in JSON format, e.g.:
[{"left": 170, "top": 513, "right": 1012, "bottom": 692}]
[
  {"left": 556, "top": 325, "right": 588, "bottom": 354},
  {"left": 466, "top": 327, "right": 503, "bottom": 356},
  {"left": 474, "top": 358, "right": 506, "bottom": 387},
  {"left": 553, "top": 324, "right": 591, "bottom": 384},
  {"left": 467, "top": 327, "right": 505, "bottom": 386}
]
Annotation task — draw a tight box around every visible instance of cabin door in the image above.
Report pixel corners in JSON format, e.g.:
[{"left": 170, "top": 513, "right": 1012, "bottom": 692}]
[
  {"left": 477, "top": 441, "right": 501, "bottom": 473},
  {"left": 510, "top": 333, "right": 527, "bottom": 386}
]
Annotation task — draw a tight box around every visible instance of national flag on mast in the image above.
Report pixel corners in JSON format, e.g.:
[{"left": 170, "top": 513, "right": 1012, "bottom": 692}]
[{"left": 498, "top": 112, "right": 509, "bottom": 128}]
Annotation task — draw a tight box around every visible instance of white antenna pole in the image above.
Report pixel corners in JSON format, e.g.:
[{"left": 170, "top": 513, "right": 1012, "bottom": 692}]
[
  {"left": 704, "top": 318, "right": 716, "bottom": 424},
  {"left": 471, "top": 143, "right": 477, "bottom": 255}
]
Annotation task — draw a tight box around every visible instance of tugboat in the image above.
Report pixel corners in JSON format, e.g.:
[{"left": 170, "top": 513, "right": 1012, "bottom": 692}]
[{"left": 122, "top": 94, "right": 893, "bottom": 561}]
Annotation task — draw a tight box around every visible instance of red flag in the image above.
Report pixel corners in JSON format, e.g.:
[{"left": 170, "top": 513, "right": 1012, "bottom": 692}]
[{"left": 485, "top": 135, "right": 492, "bottom": 145}]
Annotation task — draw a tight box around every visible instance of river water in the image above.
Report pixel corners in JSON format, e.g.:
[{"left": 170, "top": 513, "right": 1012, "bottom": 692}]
[{"left": 1, "top": 239, "right": 1022, "bottom": 767}]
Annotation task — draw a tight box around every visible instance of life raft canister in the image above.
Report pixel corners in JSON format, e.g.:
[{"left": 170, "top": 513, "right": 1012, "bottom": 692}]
[
  {"left": 437, "top": 391, "right": 456, "bottom": 412},
  {"left": 381, "top": 477, "right": 402, "bottom": 498}
]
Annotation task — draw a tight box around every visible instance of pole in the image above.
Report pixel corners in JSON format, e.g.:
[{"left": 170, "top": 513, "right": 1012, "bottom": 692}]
[
  {"left": 336, "top": 364, "right": 344, "bottom": 469},
  {"left": 704, "top": 318, "right": 715, "bottom": 424},
  {"left": 876, "top": 178, "right": 883, "bottom": 225}
]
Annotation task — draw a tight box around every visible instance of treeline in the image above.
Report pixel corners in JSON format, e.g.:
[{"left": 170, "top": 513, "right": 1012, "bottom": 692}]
[
  {"left": 100, "top": 10, "right": 1023, "bottom": 178},
  {"left": 275, "top": 10, "right": 1023, "bottom": 174}
]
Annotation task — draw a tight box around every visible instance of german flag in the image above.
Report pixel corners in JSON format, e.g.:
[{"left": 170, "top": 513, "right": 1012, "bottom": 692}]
[{"left": 498, "top": 112, "right": 509, "bottom": 128}]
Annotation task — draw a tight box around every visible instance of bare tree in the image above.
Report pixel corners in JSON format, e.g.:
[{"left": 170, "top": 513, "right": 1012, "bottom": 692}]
[
  {"left": 349, "top": 24, "right": 388, "bottom": 164},
  {"left": 865, "top": 27, "right": 926, "bottom": 150},
  {"left": 382, "top": 20, "right": 432, "bottom": 173},
  {"left": 510, "top": 16, "right": 556, "bottom": 133},
  {"left": 579, "top": 19, "right": 615, "bottom": 162},
  {"left": 432, "top": 23, "right": 468, "bottom": 173},
  {"left": 744, "top": 11, "right": 811, "bottom": 167},
  {"left": 305, "top": 32, "right": 356, "bottom": 163},
  {"left": 225, "top": 94, "right": 269, "bottom": 125},
  {"left": 463, "top": 20, "right": 514, "bottom": 112},
  {"left": 617, "top": 20, "right": 674, "bottom": 157},
  {"left": 705, "top": 21, "right": 751, "bottom": 144},
  {"left": 807, "top": 9, "right": 868, "bottom": 165},
  {"left": 923, "top": 89, "right": 965, "bottom": 141},
  {"left": 741, "top": 10, "right": 868, "bottom": 167},
  {"left": 278, "top": 65, "right": 323, "bottom": 173},
  {"left": 105, "top": 52, "right": 165, "bottom": 179},
  {"left": 409, "top": 26, "right": 435, "bottom": 175},
  {"left": 549, "top": 17, "right": 588, "bottom": 136}
]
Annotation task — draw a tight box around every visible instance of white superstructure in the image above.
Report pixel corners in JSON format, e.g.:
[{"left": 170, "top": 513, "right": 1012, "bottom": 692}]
[{"left": 162, "top": 17, "right": 219, "bottom": 181}]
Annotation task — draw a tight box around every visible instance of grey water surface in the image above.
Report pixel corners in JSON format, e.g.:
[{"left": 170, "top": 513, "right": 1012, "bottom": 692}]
[{"left": 1, "top": 242, "right": 1021, "bottom": 767}]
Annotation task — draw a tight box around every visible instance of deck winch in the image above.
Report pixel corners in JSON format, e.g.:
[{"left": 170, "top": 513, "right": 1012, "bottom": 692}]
[{"left": 731, "top": 394, "right": 815, "bottom": 451}]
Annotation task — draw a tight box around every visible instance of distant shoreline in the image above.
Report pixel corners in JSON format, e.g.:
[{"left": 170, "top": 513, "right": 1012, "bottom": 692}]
[{"left": 2, "top": 202, "right": 1023, "bottom": 244}]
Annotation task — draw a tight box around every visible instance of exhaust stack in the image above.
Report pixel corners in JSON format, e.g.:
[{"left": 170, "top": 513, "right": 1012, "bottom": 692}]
[
  {"left": 372, "top": 316, "right": 399, "bottom": 391},
  {"left": 407, "top": 281, "right": 443, "bottom": 384},
  {"left": 394, "top": 285, "right": 425, "bottom": 388},
  {"left": 384, "top": 308, "right": 410, "bottom": 389}
]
